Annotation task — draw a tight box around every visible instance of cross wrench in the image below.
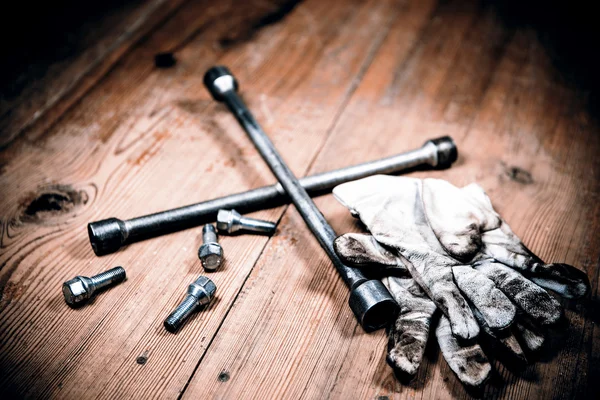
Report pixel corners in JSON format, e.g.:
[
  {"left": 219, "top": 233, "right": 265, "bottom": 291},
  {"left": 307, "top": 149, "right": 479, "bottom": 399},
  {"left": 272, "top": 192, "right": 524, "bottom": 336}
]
[{"left": 204, "top": 66, "right": 450, "bottom": 331}]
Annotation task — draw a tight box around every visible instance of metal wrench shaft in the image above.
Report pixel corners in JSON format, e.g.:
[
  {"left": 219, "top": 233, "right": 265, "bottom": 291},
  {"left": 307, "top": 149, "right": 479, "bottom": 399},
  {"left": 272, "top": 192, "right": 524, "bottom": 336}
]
[{"left": 88, "top": 137, "right": 456, "bottom": 256}]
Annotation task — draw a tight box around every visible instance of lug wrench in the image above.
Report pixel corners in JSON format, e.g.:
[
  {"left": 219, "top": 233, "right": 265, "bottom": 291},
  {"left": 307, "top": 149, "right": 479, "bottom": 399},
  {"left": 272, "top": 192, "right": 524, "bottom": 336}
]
[
  {"left": 204, "top": 66, "right": 445, "bottom": 331},
  {"left": 88, "top": 137, "right": 456, "bottom": 256}
]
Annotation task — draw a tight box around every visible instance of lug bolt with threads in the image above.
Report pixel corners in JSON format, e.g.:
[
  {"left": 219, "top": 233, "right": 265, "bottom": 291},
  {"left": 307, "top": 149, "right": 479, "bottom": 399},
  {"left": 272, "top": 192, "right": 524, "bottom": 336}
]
[
  {"left": 216, "top": 209, "right": 276, "bottom": 235},
  {"left": 62, "top": 266, "right": 126, "bottom": 307},
  {"left": 164, "top": 276, "right": 216, "bottom": 332}
]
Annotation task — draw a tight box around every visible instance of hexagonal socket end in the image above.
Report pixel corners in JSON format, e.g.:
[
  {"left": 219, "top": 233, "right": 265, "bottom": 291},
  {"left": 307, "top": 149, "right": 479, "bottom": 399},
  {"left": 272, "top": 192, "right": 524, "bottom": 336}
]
[
  {"left": 198, "top": 242, "right": 223, "bottom": 271},
  {"left": 427, "top": 136, "right": 457, "bottom": 169},
  {"left": 349, "top": 280, "right": 399, "bottom": 332},
  {"left": 203, "top": 66, "right": 238, "bottom": 102},
  {"left": 87, "top": 218, "right": 128, "bottom": 256},
  {"left": 62, "top": 276, "right": 93, "bottom": 307}
]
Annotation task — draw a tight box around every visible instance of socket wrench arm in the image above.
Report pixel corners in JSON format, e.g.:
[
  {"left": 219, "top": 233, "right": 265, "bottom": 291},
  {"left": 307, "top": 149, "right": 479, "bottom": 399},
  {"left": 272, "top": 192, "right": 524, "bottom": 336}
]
[{"left": 88, "top": 137, "right": 456, "bottom": 256}]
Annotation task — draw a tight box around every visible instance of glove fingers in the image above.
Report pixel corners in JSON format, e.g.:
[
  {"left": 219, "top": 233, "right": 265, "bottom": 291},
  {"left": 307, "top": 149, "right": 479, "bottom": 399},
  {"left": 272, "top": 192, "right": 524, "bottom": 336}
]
[
  {"left": 452, "top": 265, "right": 516, "bottom": 330},
  {"left": 481, "top": 311, "right": 544, "bottom": 355},
  {"left": 334, "top": 233, "right": 408, "bottom": 274},
  {"left": 460, "top": 182, "right": 590, "bottom": 299},
  {"left": 474, "top": 261, "right": 562, "bottom": 325},
  {"left": 471, "top": 306, "right": 527, "bottom": 364},
  {"left": 526, "top": 262, "right": 589, "bottom": 299},
  {"left": 435, "top": 315, "right": 491, "bottom": 388},
  {"left": 384, "top": 277, "right": 437, "bottom": 375},
  {"left": 482, "top": 227, "right": 590, "bottom": 299},
  {"left": 513, "top": 314, "right": 545, "bottom": 352},
  {"left": 488, "top": 331, "right": 526, "bottom": 364},
  {"left": 401, "top": 256, "right": 480, "bottom": 340},
  {"left": 396, "top": 254, "right": 483, "bottom": 342}
]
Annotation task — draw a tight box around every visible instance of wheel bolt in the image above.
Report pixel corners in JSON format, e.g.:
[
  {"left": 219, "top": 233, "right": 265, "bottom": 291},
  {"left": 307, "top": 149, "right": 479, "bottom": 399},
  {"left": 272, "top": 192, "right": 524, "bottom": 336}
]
[{"left": 62, "top": 266, "right": 126, "bottom": 307}]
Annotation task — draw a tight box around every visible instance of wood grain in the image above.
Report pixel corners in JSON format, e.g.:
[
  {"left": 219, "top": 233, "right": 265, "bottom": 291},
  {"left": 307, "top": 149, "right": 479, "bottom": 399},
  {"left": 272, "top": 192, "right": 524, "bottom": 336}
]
[
  {"left": 0, "top": 0, "right": 405, "bottom": 397},
  {"left": 182, "top": 1, "right": 600, "bottom": 399},
  {"left": 1, "top": 0, "right": 598, "bottom": 399},
  {"left": 0, "top": 0, "right": 194, "bottom": 150}
]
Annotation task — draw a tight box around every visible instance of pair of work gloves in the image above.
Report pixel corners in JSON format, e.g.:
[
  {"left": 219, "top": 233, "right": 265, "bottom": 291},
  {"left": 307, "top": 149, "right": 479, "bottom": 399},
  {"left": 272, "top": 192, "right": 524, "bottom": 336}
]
[{"left": 332, "top": 176, "right": 590, "bottom": 387}]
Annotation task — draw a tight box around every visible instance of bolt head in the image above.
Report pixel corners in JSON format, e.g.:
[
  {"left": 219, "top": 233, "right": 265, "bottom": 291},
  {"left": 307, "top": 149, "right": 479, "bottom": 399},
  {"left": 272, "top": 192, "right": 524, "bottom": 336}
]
[
  {"left": 198, "top": 243, "right": 223, "bottom": 271},
  {"left": 62, "top": 277, "right": 91, "bottom": 306},
  {"left": 217, "top": 209, "right": 241, "bottom": 234},
  {"left": 188, "top": 276, "right": 217, "bottom": 306}
]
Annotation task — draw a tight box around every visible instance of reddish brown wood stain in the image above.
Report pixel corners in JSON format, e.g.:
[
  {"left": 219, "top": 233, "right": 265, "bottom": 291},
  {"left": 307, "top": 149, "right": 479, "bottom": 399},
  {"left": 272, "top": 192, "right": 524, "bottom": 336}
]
[{"left": 0, "top": 0, "right": 598, "bottom": 399}]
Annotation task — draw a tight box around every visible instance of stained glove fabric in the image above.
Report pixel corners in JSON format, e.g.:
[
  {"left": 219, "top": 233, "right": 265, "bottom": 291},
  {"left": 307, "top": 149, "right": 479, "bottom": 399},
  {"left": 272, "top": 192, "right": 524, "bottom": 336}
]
[
  {"left": 332, "top": 176, "right": 589, "bottom": 341},
  {"left": 335, "top": 233, "right": 547, "bottom": 387}
]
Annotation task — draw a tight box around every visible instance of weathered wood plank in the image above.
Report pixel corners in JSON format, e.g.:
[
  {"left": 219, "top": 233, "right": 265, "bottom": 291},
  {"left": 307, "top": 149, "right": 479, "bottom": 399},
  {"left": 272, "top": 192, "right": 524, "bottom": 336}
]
[
  {"left": 0, "top": 0, "right": 406, "bottom": 398},
  {"left": 181, "top": 1, "right": 600, "bottom": 399},
  {"left": 1, "top": 0, "right": 598, "bottom": 399},
  {"left": 0, "top": 0, "right": 194, "bottom": 150}
]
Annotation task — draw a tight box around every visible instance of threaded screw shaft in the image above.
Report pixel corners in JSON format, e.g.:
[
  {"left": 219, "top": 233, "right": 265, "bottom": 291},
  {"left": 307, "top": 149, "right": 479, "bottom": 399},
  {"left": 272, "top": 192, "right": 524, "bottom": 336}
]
[
  {"left": 202, "top": 224, "right": 218, "bottom": 244},
  {"left": 217, "top": 209, "right": 276, "bottom": 235},
  {"left": 164, "top": 295, "right": 198, "bottom": 332},
  {"left": 239, "top": 215, "right": 277, "bottom": 234},
  {"left": 90, "top": 266, "right": 126, "bottom": 291},
  {"left": 198, "top": 224, "right": 223, "bottom": 271},
  {"left": 164, "top": 276, "right": 216, "bottom": 332}
]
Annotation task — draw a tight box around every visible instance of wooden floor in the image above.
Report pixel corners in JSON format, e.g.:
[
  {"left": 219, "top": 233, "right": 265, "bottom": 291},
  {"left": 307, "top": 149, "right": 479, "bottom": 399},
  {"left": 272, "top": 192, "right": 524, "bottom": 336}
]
[{"left": 1, "top": 0, "right": 598, "bottom": 398}]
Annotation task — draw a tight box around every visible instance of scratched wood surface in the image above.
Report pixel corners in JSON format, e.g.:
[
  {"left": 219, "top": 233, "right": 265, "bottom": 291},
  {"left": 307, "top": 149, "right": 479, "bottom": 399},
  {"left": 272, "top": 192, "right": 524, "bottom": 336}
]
[
  {"left": 0, "top": 0, "right": 598, "bottom": 399},
  {"left": 0, "top": 0, "right": 196, "bottom": 150}
]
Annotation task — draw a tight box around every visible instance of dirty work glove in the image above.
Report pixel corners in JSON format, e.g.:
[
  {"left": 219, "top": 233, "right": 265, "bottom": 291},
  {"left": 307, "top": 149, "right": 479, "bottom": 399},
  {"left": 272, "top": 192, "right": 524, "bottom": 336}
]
[
  {"left": 335, "top": 233, "right": 547, "bottom": 387},
  {"left": 332, "top": 176, "right": 589, "bottom": 341}
]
